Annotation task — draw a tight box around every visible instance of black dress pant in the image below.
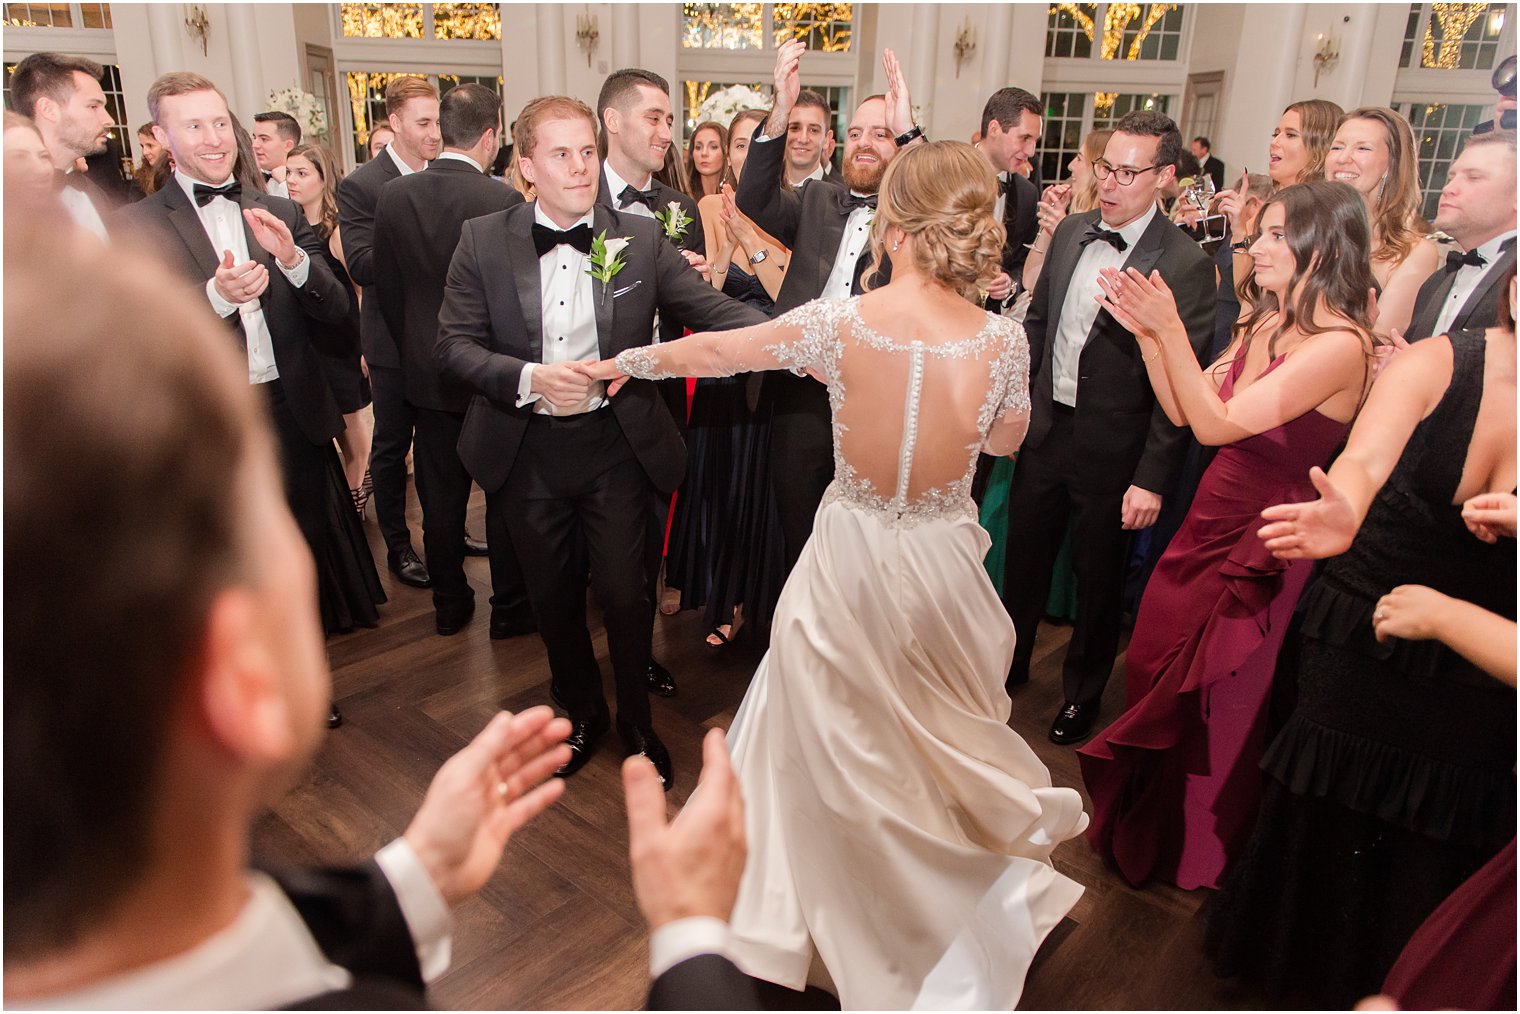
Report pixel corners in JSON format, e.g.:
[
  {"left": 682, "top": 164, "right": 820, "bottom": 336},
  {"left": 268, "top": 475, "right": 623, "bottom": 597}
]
[
  {"left": 1001, "top": 403, "right": 1131, "bottom": 706},
  {"left": 414, "top": 407, "right": 531, "bottom": 620},
  {"left": 490, "top": 409, "right": 661, "bottom": 729},
  {"left": 768, "top": 375, "right": 834, "bottom": 574},
  {"left": 367, "top": 364, "right": 417, "bottom": 555}
]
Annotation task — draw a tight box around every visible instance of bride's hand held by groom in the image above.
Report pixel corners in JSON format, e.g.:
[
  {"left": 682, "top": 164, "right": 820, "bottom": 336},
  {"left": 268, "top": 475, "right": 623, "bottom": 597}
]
[{"left": 572, "top": 357, "right": 631, "bottom": 396}]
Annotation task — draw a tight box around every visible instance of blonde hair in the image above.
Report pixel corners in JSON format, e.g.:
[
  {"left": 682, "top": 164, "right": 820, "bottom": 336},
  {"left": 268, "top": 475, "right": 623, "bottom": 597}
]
[
  {"left": 515, "top": 95, "right": 597, "bottom": 159},
  {"left": 384, "top": 75, "right": 438, "bottom": 118},
  {"left": 1071, "top": 128, "right": 1114, "bottom": 214},
  {"left": 865, "top": 140, "right": 1006, "bottom": 302},
  {"left": 146, "top": 71, "right": 225, "bottom": 125}
]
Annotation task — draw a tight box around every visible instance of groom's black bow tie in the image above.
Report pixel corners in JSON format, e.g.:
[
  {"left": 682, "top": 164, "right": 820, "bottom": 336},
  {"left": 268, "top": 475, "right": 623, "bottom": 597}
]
[
  {"left": 1080, "top": 224, "right": 1128, "bottom": 252},
  {"left": 1445, "top": 247, "right": 1487, "bottom": 271},
  {"left": 618, "top": 184, "right": 660, "bottom": 211},
  {"left": 192, "top": 181, "right": 242, "bottom": 207},
  {"left": 532, "top": 222, "right": 594, "bottom": 257},
  {"left": 840, "top": 192, "right": 877, "bottom": 213}
]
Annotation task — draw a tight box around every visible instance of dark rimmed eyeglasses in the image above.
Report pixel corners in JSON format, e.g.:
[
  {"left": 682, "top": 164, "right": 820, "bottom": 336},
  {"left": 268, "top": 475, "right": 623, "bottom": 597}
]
[{"left": 1092, "top": 159, "right": 1160, "bottom": 186}]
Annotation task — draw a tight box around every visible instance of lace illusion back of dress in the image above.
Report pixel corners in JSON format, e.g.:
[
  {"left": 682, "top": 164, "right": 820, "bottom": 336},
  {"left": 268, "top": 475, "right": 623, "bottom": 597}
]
[{"left": 616, "top": 296, "right": 1031, "bottom": 526}]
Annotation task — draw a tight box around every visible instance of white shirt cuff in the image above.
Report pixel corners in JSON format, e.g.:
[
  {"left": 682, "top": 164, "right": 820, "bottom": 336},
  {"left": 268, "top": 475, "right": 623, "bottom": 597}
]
[
  {"left": 374, "top": 838, "right": 453, "bottom": 984},
  {"left": 648, "top": 916, "right": 732, "bottom": 979},
  {"left": 516, "top": 362, "right": 541, "bottom": 407},
  {"left": 205, "top": 277, "right": 242, "bottom": 318},
  {"left": 754, "top": 129, "right": 778, "bottom": 143},
  {"left": 277, "top": 247, "right": 309, "bottom": 286}
]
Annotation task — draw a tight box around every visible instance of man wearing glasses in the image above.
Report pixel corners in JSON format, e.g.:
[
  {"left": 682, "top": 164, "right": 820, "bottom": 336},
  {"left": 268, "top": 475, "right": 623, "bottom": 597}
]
[{"left": 999, "top": 110, "right": 1215, "bottom": 746}]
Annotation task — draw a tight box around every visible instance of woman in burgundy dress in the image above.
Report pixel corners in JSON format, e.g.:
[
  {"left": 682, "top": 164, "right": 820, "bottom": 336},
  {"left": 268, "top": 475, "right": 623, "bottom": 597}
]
[{"left": 1076, "top": 180, "right": 1379, "bottom": 890}]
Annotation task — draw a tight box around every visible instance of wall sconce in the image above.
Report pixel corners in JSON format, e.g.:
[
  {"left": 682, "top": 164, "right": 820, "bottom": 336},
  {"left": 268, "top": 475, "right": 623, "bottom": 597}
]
[
  {"left": 953, "top": 17, "right": 976, "bottom": 78},
  {"left": 575, "top": 9, "right": 600, "bottom": 68},
  {"left": 1312, "top": 30, "right": 1340, "bottom": 87},
  {"left": 184, "top": 3, "right": 209, "bottom": 56}
]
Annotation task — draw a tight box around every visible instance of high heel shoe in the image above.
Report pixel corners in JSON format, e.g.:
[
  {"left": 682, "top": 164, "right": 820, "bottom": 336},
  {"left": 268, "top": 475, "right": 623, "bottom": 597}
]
[
  {"left": 352, "top": 469, "right": 373, "bottom": 519},
  {"left": 705, "top": 609, "right": 744, "bottom": 649}
]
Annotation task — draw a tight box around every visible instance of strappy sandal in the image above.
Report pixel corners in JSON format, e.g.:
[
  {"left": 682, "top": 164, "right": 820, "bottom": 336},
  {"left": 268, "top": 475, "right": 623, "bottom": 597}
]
[
  {"left": 705, "top": 610, "right": 744, "bottom": 649},
  {"left": 352, "top": 469, "right": 373, "bottom": 519}
]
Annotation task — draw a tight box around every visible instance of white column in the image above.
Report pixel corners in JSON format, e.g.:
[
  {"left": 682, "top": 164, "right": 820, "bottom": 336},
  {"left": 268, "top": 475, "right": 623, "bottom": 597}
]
[
  {"left": 538, "top": 4, "right": 567, "bottom": 95},
  {"left": 980, "top": 3, "right": 1015, "bottom": 98},
  {"left": 224, "top": 4, "right": 264, "bottom": 116},
  {"left": 907, "top": 4, "right": 939, "bottom": 128},
  {"left": 145, "top": 3, "right": 186, "bottom": 74},
  {"left": 612, "top": 3, "right": 639, "bottom": 70}
]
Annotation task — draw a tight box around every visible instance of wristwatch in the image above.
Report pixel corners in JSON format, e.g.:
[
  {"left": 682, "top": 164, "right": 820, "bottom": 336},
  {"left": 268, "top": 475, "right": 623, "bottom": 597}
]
[
  {"left": 1230, "top": 240, "right": 1251, "bottom": 253},
  {"left": 894, "top": 124, "right": 925, "bottom": 148},
  {"left": 749, "top": 249, "right": 769, "bottom": 266}
]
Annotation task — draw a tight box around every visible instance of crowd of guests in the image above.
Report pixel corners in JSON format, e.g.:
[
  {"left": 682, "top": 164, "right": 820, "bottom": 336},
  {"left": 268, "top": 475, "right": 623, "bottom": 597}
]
[{"left": 5, "top": 36, "right": 1516, "bottom": 1010}]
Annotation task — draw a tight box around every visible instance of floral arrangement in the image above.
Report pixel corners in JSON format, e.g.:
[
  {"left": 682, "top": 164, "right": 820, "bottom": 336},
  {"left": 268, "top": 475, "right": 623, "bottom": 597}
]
[
  {"left": 696, "top": 84, "right": 770, "bottom": 126},
  {"left": 266, "top": 85, "right": 328, "bottom": 142},
  {"left": 655, "top": 201, "right": 693, "bottom": 243}
]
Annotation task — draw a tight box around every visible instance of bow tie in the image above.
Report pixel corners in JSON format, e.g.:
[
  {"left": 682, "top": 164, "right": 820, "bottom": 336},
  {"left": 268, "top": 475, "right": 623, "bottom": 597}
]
[
  {"left": 1446, "top": 247, "right": 1487, "bottom": 271},
  {"left": 192, "top": 181, "right": 241, "bottom": 207},
  {"left": 532, "top": 222, "right": 594, "bottom": 258},
  {"left": 840, "top": 192, "right": 877, "bottom": 213},
  {"left": 618, "top": 184, "right": 660, "bottom": 211},
  {"left": 1080, "top": 224, "right": 1128, "bottom": 252},
  {"left": 998, "top": 175, "right": 1015, "bottom": 197},
  {"left": 57, "top": 170, "right": 90, "bottom": 193}
]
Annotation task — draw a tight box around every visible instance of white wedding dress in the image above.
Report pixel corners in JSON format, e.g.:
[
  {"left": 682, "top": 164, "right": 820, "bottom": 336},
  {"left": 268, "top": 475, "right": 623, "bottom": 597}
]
[{"left": 616, "top": 296, "right": 1089, "bottom": 1010}]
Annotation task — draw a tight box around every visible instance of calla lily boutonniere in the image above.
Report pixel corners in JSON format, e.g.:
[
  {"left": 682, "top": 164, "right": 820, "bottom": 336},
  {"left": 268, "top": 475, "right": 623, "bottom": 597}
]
[
  {"left": 588, "top": 231, "right": 631, "bottom": 302},
  {"left": 654, "top": 200, "right": 692, "bottom": 244}
]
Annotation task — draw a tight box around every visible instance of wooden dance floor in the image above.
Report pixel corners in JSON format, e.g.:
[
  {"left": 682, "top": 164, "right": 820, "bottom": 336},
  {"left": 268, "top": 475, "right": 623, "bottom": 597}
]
[{"left": 252, "top": 487, "right": 1271, "bottom": 1010}]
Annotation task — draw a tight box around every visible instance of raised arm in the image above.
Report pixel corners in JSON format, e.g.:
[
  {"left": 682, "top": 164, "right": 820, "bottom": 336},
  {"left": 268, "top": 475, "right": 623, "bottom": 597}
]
[{"left": 736, "top": 41, "right": 805, "bottom": 246}]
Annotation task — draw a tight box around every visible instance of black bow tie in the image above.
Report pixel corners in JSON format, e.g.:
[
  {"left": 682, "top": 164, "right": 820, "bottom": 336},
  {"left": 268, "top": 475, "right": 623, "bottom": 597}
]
[
  {"left": 1081, "top": 224, "right": 1128, "bottom": 252},
  {"left": 840, "top": 192, "right": 877, "bottom": 213},
  {"left": 1446, "top": 247, "right": 1487, "bottom": 271},
  {"left": 192, "top": 181, "right": 241, "bottom": 207},
  {"left": 618, "top": 184, "right": 660, "bottom": 211},
  {"left": 532, "top": 222, "right": 594, "bottom": 258},
  {"left": 998, "top": 175, "right": 1015, "bottom": 196}
]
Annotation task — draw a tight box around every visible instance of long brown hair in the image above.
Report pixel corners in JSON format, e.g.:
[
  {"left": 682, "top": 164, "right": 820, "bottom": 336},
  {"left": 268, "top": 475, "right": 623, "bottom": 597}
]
[
  {"left": 286, "top": 143, "right": 342, "bottom": 240},
  {"left": 722, "top": 108, "right": 767, "bottom": 190},
  {"left": 1281, "top": 99, "right": 1343, "bottom": 187},
  {"left": 1333, "top": 106, "right": 1430, "bottom": 267},
  {"left": 1234, "top": 179, "right": 1378, "bottom": 363},
  {"left": 684, "top": 120, "right": 728, "bottom": 199}
]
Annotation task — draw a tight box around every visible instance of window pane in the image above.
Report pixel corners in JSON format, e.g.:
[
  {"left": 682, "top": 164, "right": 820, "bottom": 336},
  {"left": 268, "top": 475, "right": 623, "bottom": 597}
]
[
  {"left": 1398, "top": 101, "right": 1490, "bottom": 219},
  {"left": 432, "top": 2, "right": 500, "bottom": 40},
  {"left": 682, "top": 3, "right": 763, "bottom": 49},
  {"left": 1109, "top": 4, "right": 1183, "bottom": 62},
  {"left": 1046, "top": 3, "right": 1096, "bottom": 60},
  {"left": 1039, "top": 90, "right": 1088, "bottom": 185},
  {"left": 773, "top": 2, "right": 853, "bottom": 52},
  {"left": 341, "top": 3, "right": 424, "bottom": 39},
  {"left": 80, "top": 2, "right": 109, "bottom": 29},
  {"left": 3, "top": 3, "right": 72, "bottom": 27},
  {"left": 1417, "top": 2, "right": 1506, "bottom": 71}
]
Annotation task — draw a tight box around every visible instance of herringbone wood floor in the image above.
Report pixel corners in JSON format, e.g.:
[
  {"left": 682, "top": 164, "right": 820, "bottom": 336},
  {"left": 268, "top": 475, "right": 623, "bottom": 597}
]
[{"left": 251, "top": 485, "right": 1270, "bottom": 1010}]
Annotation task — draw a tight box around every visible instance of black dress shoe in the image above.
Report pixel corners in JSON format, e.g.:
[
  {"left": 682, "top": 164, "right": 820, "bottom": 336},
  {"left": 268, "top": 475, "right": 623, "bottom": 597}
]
[
  {"left": 554, "top": 711, "right": 610, "bottom": 778},
  {"left": 1049, "top": 701, "right": 1099, "bottom": 745},
  {"left": 647, "top": 658, "right": 678, "bottom": 698},
  {"left": 435, "top": 600, "right": 475, "bottom": 636},
  {"left": 386, "top": 546, "right": 431, "bottom": 588},
  {"left": 463, "top": 531, "right": 489, "bottom": 556},
  {"left": 618, "top": 721, "right": 674, "bottom": 789},
  {"left": 328, "top": 704, "right": 343, "bottom": 729},
  {"left": 490, "top": 609, "right": 536, "bottom": 640}
]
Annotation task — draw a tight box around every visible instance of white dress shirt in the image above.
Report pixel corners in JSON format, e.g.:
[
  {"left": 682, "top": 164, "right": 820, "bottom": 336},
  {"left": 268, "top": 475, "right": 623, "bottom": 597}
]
[
  {"left": 1433, "top": 230, "right": 1516, "bottom": 337},
  {"left": 604, "top": 161, "right": 657, "bottom": 221},
  {"left": 384, "top": 141, "right": 425, "bottom": 176},
  {"left": 264, "top": 173, "right": 290, "bottom": 200},
  {"left": 58, "top": 169, "right": 109, "bottom": 242},
  {"left": 790, "top": 162, "right": 826, "bottom": 189},
  {"left": 13, "top": 840, "right": 451, "bottom": 1011},
  {"left": 1051, "top": 203, "right": 1159, "bottom": 407},
  {"left": 176, "top": 169, "right": 310, "bottom": 385},
  {"left": 648, "top": 916, "right": 733, "bottom": 979},
  {"left": 820, "top": 195, "right": 876, "bottom": 302},
  {"left": 994, "top": 171, "right": 1010, "bottom": 224},
  {"left": 434, "top": 150, "right": 484, "bottom": 173},
  {"left": 515, "top": 205, "right": 608, "bottom": 415}
]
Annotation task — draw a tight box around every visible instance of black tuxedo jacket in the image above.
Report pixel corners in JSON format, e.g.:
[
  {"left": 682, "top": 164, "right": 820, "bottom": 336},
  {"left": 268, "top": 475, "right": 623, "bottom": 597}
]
[
  {"left": 435, "top": 202, "right": 767, "bottom": 495},
  {"left": 117, "top": 182, "right": 349, "bottom": 445},
  {"left": 998, "top": 171, "right": 1040, "bottom": 288},
  {"left": 337, "top": 151, "right": 405, "bottom": 368},
  {"left": 373, "top": 157, "right": 524, "bottom": 413},
  {"left": 1024, "top": 209, "right": 1215, "bottom": 494},
  {"left": 598, "top": 167, "right": 705, "bottom": 351},
  {"left": 1405, "top": 240, "right": 1516, "bottom": 342},
  {"left": 1202, "top": 154, "right": 1226, "bottom": 192}
]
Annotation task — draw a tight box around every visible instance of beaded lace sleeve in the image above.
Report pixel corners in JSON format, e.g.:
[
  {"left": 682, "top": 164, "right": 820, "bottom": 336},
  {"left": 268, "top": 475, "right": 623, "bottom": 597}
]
[{"left": 613, "top": 298, "right": 848, "bottom": 381}]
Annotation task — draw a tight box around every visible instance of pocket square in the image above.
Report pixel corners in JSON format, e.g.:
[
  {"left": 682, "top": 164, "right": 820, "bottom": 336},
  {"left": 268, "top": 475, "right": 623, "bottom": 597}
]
[{"left": 612, "top": 281, "right": 643, "bottom": 299}]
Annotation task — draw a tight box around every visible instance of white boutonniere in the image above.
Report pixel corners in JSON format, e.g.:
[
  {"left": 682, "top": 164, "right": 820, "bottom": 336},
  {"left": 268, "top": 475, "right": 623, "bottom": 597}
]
[
  {"left": 655, "top": 200, "right": 692, "bottom": 243},
  {"left": 588, "top": 231, "right": 631, "bottom": 302}
]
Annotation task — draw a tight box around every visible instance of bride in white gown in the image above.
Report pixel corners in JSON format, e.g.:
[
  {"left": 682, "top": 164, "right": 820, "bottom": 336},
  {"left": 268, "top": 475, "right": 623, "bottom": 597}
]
[{"left": 587, "top": 140, "right": 1088, "bottom": 1010}]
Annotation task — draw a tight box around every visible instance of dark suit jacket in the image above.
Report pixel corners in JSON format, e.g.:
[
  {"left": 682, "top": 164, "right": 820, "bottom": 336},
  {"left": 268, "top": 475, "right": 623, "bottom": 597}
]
[
  {"left": 1024, "top": 208, "right": 1215, "bottom": 494},
  {"left": 373, "top": 157, "right": 524, "bottom": 412},
  {"left": 994, "top": 171, "right": 1040, "bottom": 301},
  {"left": 118, "top": 182, "right": 349, "bottom": 445},
  {"left": 337, "top": 151, "right": 405, "bottom": 368},
  {"left": 1202, "top": 154, "right": 1226, "bottom": 192},
  {"left": 435, "top": 202, "right": 767, "bottom": 495},
  {"left": 646, "top": 952, "right": 762, "bottom": 1010},
  {"left": 597, "top": 167, "right": 705, "bottom": 352},
  {"left": 1405, "top": 239, "right": 1516, "bottom": 342},
  {"left": 60, "top": 168, "right": 118, "bottom": 232}
]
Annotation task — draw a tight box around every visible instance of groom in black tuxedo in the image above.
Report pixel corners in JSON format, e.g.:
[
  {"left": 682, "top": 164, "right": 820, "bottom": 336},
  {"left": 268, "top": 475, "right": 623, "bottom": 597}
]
[
  {"left": 373, "top": 83, "right": 532, "bottom": 640},
  {"left": 436, "top": 96, "right": 766, "bottom": 788},
  {"left": 736, "top": 40, "right": 923, "bottom": 572},
  {"left": 1001, "top": 110, "right": 1214, "bottom": 745}
]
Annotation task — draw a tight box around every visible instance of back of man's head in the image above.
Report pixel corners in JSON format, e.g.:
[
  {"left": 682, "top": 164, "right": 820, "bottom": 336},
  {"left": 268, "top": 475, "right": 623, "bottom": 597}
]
[
  {"left": 4, "top": 219, "right": 264, "bottom": 965},
  {"left": 9, "top": 51, "right": 103, "bottom": 119},
  {"left": 440, "top": 83, "right": 502, "bottom": 151},
  {"left": 253, "top": 110, "right": 301, "bottom": 146}
]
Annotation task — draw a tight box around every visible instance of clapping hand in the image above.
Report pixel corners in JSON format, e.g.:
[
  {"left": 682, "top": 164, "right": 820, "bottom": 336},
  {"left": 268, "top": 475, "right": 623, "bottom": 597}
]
[
  {"left": 1462, "top": 491, "right": 1517, "bottom": 543},
  {"left": 244, "top": 207, "right": 300, "bottom": 267},
  {"left": 1036, "top": 184, "right": 1071, "bottom": 237},
  {"left": 403, "top": 708, "right": 571, "bottom": 907},
  {"left": 769, "top": 40, "right": 805, "bottom": 131},
  {"left": 1095, "top": 267, "right": 1183, "bottom": 346},
  {"left": 882, "top": 48, "right": 916, "bottom": 138},
  {"left": 213, "top": 249, "right": 269, "bottom": 305},
  {"left": 1258, "top": 466, "right": 1359, "bottom": 559}
]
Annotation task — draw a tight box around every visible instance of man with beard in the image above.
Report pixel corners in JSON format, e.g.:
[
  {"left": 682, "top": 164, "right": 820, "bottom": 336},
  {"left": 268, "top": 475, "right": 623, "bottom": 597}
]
[
  {"left": 9, "top": 51, "right": 116, "bottom": 240},
  {"left": 736, "top": 41, "right": 923, "bottom": 573}
]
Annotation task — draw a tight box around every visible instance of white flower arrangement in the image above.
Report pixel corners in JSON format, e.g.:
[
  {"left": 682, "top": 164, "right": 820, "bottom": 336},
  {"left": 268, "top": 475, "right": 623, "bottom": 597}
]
[
  {"left": 696, "top": 84, "right": 770, "bottom": 127},
  {"left": 266, "top": 85, "right": 328, "bottom": 142}
]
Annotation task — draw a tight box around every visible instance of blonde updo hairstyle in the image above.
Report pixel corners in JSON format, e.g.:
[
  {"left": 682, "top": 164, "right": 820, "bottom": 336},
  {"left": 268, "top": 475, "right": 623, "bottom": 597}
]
[{"left": 863, "top": 140, "right": 1006, "bottom": 303}]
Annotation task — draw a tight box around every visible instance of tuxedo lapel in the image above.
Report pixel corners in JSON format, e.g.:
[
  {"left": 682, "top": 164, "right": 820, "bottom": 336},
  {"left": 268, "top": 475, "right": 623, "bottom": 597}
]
[
  {"left": 1457, "top": 244, "right": 1517, "bottom": 330},
  {"left": 1410, "top": 269, "right": 1456, "bottom": 339},
  {"left": 592, "top": 204, "right": 615, "bottom": 358},
  {"left": 163, "top": 184, "right": 224, "bottom": 281},
  {"left": 816, "top": 196, "right": 850, "bottom": 293},
  {"left": 237, "top": 191, "right": 273, "bottom": 273},
  {"left": 1083, "top": 212, "right": 1167, "bottom": 350},
  {"left": 507, "top": 207, "right": 545, "bottom": 364},
  {"left": 1046, "top": 211, "right": 1094, "bottom": 352}
]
